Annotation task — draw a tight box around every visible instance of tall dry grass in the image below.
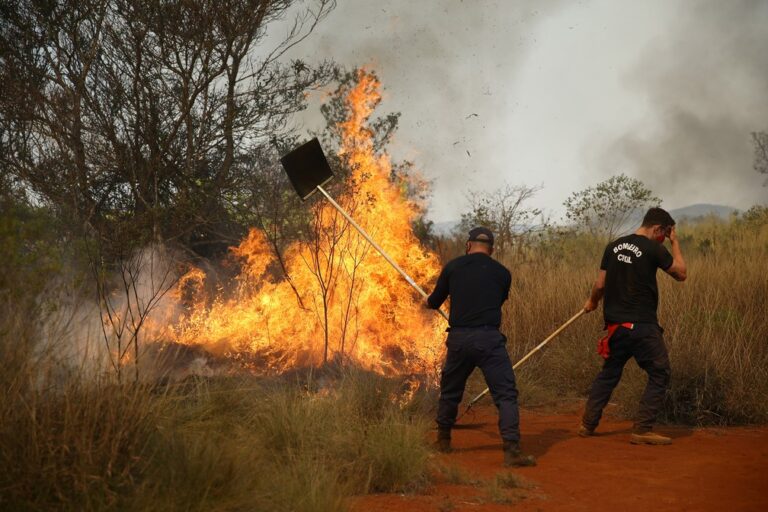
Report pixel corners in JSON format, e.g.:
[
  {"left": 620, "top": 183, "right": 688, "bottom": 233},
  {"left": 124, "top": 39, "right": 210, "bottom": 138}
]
[
  {"left": 0, "top": 308, "right": 432, "bottom": 511},
  {"left": 1, "top": 202, "right": 433, "bottom": 510},
  {"left": 493, "top": 214, "right": 768, "bottom": 425},
  {"left": 2, "top": 204, "right": 767, "bottom": 509}
]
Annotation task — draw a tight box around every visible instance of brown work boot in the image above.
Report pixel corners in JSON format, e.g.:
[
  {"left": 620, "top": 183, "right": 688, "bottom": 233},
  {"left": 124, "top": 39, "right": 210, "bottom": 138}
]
[
  {"left": 503, "top": 441, "right": 536, "bottom": 467},
  {"left": 578, "top": 424, "right": 595, "bottom": 437},
  {"left": 435, "top": 429, "right": 452, "bottom": 453},
  {"left": 630, "top": 431, "right": 672, "bottom": 445}
]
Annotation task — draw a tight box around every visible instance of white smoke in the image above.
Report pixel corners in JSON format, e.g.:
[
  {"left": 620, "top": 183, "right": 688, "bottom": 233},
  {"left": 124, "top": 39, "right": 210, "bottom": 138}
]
[
  {"left": 596, "top": 0, "right": 768, "bottom": 209},
  {"left": 37, "top": 244, "right": 208, "bottom": 381}
]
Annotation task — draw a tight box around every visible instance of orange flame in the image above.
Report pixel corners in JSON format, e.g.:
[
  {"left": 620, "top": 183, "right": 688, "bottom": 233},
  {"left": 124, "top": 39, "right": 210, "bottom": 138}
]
[{"left": 172, "top": 71, "right": 445, "bottom": 375}]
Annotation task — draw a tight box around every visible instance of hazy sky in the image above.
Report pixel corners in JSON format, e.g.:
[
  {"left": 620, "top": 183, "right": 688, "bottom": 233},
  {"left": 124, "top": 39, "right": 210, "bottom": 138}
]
[{"left": 279, "top": 0, "right": 768, "bottom": 222}]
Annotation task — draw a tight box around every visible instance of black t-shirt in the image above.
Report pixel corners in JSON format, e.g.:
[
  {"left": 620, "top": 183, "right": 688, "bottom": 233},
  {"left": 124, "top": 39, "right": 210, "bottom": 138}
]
[
  {"left": 600, "top": 234, "right": 674, "bottom": 324},
  {"left": 427, "top": 252, "right": 511, "bottom": 328}
]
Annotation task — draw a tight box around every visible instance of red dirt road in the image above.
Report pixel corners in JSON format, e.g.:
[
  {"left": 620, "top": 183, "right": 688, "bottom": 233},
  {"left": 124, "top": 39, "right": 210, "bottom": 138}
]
[{"left": 354, "top": 406, "right": 768, "bottom": 512}]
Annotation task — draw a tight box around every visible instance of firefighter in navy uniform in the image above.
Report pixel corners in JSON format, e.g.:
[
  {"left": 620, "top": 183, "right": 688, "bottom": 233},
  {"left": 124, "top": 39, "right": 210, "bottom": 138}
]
[
  {"left": 426, "top": 227, "right": 535, "bottom": 467},
  {"left": 580, "top": 207, "right": 688, "bottom": 444}
]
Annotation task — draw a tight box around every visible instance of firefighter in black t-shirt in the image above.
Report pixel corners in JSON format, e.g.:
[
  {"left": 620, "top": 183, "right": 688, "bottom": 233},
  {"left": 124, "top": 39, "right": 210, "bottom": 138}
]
[
  {"left": 426, "top": 227, "right": 535, "bottom": 466},
  {"left": 579, "top": 207, "right": 687, "bottom": 445}
]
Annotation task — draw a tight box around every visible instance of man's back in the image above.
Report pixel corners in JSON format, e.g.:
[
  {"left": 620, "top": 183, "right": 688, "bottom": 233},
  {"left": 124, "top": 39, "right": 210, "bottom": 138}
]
[
  {"left": 427, "top": 252, "right": 511, "bottom": 327},
  {"left": 601, "top": 233, "right": 673, "bottom": 324}
]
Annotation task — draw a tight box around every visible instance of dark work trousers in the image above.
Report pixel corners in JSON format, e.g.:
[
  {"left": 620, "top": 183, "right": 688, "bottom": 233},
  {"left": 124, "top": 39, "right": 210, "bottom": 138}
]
[
  {"left": 436, "top": 328, "right": 520, "bottom": 442},
  {"left": 582, "top": 323, "right": 671, "bottom": 433}
]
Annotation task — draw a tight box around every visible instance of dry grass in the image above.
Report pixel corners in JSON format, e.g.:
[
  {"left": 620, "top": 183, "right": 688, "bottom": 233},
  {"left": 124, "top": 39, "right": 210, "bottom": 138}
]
[
  {"left": 0, "top": 315, "right": 432, "bottom": 511},
  {"left": 431, "top": 461, "right": 480, "bottom": 486},
  {"left": 2, "top": 205, "right": 766, "bottom": 510},
  {"left": 477, "top": 471, "right": 531, "bottom": 505},
  {"left": 1, "top": 201, "right": 435, "bottom": 510},
  {"left": 492, "top": 215, "right": 768, "bottom": 425}
]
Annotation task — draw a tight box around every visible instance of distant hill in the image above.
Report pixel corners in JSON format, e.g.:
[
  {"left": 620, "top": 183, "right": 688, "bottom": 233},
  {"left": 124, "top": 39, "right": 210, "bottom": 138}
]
[{"left": 668, "top": 204, "right": 739, "bottom": 221}]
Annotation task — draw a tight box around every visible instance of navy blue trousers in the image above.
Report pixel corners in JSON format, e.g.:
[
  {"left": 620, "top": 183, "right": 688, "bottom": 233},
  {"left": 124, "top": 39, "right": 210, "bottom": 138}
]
[
  {"left": 436, "top": 328, "right": 520, "bottom": 442},
  {"left": 582, "top": 323, "right": 671, "bottom": 432}
]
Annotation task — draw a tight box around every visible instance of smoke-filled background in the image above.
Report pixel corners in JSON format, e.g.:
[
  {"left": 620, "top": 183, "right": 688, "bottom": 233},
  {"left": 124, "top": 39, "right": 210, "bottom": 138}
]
[{"left": 276, "top": 0, "right": 768, "bottom": 222}]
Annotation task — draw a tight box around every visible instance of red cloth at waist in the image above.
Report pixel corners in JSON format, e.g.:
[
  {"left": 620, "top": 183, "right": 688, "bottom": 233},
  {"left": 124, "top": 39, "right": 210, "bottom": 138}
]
[{"left": 597, "top": 322, "right": 634, "bottom": 359}]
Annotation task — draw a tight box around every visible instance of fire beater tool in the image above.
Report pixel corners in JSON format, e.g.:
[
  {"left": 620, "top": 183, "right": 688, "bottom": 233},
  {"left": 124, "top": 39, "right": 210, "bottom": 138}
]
[
  {"left": 458, "top": 309, "right": 586, "bottom": 420},
  {"left": 280, "top": 138, "right": 449, "bottom": 321}
]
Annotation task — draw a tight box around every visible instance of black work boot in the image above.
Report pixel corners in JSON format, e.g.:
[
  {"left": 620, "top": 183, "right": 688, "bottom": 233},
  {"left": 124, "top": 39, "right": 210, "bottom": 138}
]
[
  {"left": 435, "top": 428, "right": 452, "bottom": 453},
  {"left": 503, "top": 441, "right": 536, "bottom": 467}
]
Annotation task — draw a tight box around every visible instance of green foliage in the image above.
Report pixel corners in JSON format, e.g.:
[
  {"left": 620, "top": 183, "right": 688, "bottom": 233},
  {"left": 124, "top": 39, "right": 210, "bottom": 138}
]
[
  {"left": 1, "top": 0, "right": 337, "bottom": 258},
  {"left": 563, "top": 174, "right": 661, "bottom": 241},
  {"left": 412, "top": 216, "right": 435, "bottom": 244},
  {"left": 740, "top": 204, "right": 768, "bottom": 225},
  {"left": 0, "top": 198, "right": 63, "bottom": 302}
]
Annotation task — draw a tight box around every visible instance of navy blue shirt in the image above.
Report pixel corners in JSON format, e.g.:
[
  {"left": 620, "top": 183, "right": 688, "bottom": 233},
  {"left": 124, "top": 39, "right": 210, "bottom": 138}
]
[
  {"left": 601, "top": 234, "right": 673, "bottom": 324},
  {"left": 427, "top": 252, "right": 511, "bottom": 328}
]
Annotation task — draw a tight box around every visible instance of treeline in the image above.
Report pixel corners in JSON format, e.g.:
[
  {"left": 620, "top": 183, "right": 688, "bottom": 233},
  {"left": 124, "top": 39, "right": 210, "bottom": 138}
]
[
  {"left": 1, "top": 0, "right": 339, "bottom": 257},
  {"left": 1, "top": 1, "right": 438, "bottom": 381}
]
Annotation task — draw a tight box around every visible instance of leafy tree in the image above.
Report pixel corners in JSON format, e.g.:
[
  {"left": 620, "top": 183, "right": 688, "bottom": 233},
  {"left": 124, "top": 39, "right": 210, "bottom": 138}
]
[
  {"left": 741, "top": 204, "right": 768, "bottom": 225},
  {"left": 0, "top": 198, "right": 64, "bottom": 305},
  {"left": 0, "top": 0, "right": 338, "bottom": 379},
  {"left": 564, "top": 174, "right": 661, "bottom": 241},
  {"left": 0, "top": 0, "right": 337, "bottom": 258}
]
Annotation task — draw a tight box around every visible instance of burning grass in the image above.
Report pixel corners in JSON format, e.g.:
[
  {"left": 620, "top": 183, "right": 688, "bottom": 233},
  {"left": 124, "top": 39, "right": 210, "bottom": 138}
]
[
  {"left": 0, "top": 322, "right": 434, "bottom": 512},
  {"left": 171, "top": 71, "right": 445, "bottom": 376},
  {"left": 2, "top": 201, "right": 767, "bottom": 511},
  {"left": 3, "top": 58, "right": 767, "bottom": 509}
]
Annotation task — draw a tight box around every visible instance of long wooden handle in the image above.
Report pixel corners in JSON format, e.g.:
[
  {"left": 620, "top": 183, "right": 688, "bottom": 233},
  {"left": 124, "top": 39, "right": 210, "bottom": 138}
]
[
  {"left": 467, "top": 309, "right": 586, "bottom": 406},
  {"left": 316, "top": 185, "right": 449, "bottom": 321}
]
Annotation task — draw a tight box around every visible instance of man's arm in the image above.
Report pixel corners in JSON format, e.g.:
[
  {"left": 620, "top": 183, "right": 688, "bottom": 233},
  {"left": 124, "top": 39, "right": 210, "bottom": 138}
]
[
  {"left": 664, "top": 226, "right": 687, "bottom": 282},
  {"left": 583, "top": 270, "right": 606, "bottom": 313},
  {"left": 426, "top": 266, "right": 450, "bottom": 309}
]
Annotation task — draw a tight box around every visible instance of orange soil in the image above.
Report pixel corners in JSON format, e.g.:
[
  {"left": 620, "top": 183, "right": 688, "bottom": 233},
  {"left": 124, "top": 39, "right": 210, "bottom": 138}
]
[{"left": 353, "top": 405, "right": 768, "bottom": 512}]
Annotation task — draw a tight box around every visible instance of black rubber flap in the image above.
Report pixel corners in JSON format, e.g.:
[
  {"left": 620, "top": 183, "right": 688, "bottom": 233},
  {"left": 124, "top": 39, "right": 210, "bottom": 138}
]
[{"left": 280, "top": 137, "right": 335, "bottom": 200}]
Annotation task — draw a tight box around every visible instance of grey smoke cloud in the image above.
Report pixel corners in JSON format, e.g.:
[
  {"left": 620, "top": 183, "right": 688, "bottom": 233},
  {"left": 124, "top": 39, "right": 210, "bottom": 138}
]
[
  {"left": 279, "top": 0, "right": 565, "bottom": 221},
  {"left": 594, "top": 0, "right": 768, "bottom": 210},
  {"left": 279, "top": 0, "right": 767, "bottom": 221}
]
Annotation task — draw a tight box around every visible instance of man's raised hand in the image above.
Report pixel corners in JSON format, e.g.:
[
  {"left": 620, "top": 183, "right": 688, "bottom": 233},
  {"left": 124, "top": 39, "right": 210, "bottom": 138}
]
[{"left": 668, "top": 225, "right": 678, "bottom": 243}]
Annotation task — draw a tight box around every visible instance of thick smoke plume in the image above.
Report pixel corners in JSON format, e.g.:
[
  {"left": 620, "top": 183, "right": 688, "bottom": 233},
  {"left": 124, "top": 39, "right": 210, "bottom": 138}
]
[{"left": 599, "top": 0, "right": 768, "bottom": 208}]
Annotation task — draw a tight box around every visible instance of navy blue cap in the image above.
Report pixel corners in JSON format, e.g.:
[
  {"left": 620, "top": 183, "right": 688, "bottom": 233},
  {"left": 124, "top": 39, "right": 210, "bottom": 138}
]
[{"left": 468, "top": 227, "right": 494, "bottom": 245}]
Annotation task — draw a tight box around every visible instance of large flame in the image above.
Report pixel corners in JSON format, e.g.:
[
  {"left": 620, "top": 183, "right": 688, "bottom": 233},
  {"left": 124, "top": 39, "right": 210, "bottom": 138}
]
[{"left": 172, "top": 71, "right": 445, "bottom": 375}]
